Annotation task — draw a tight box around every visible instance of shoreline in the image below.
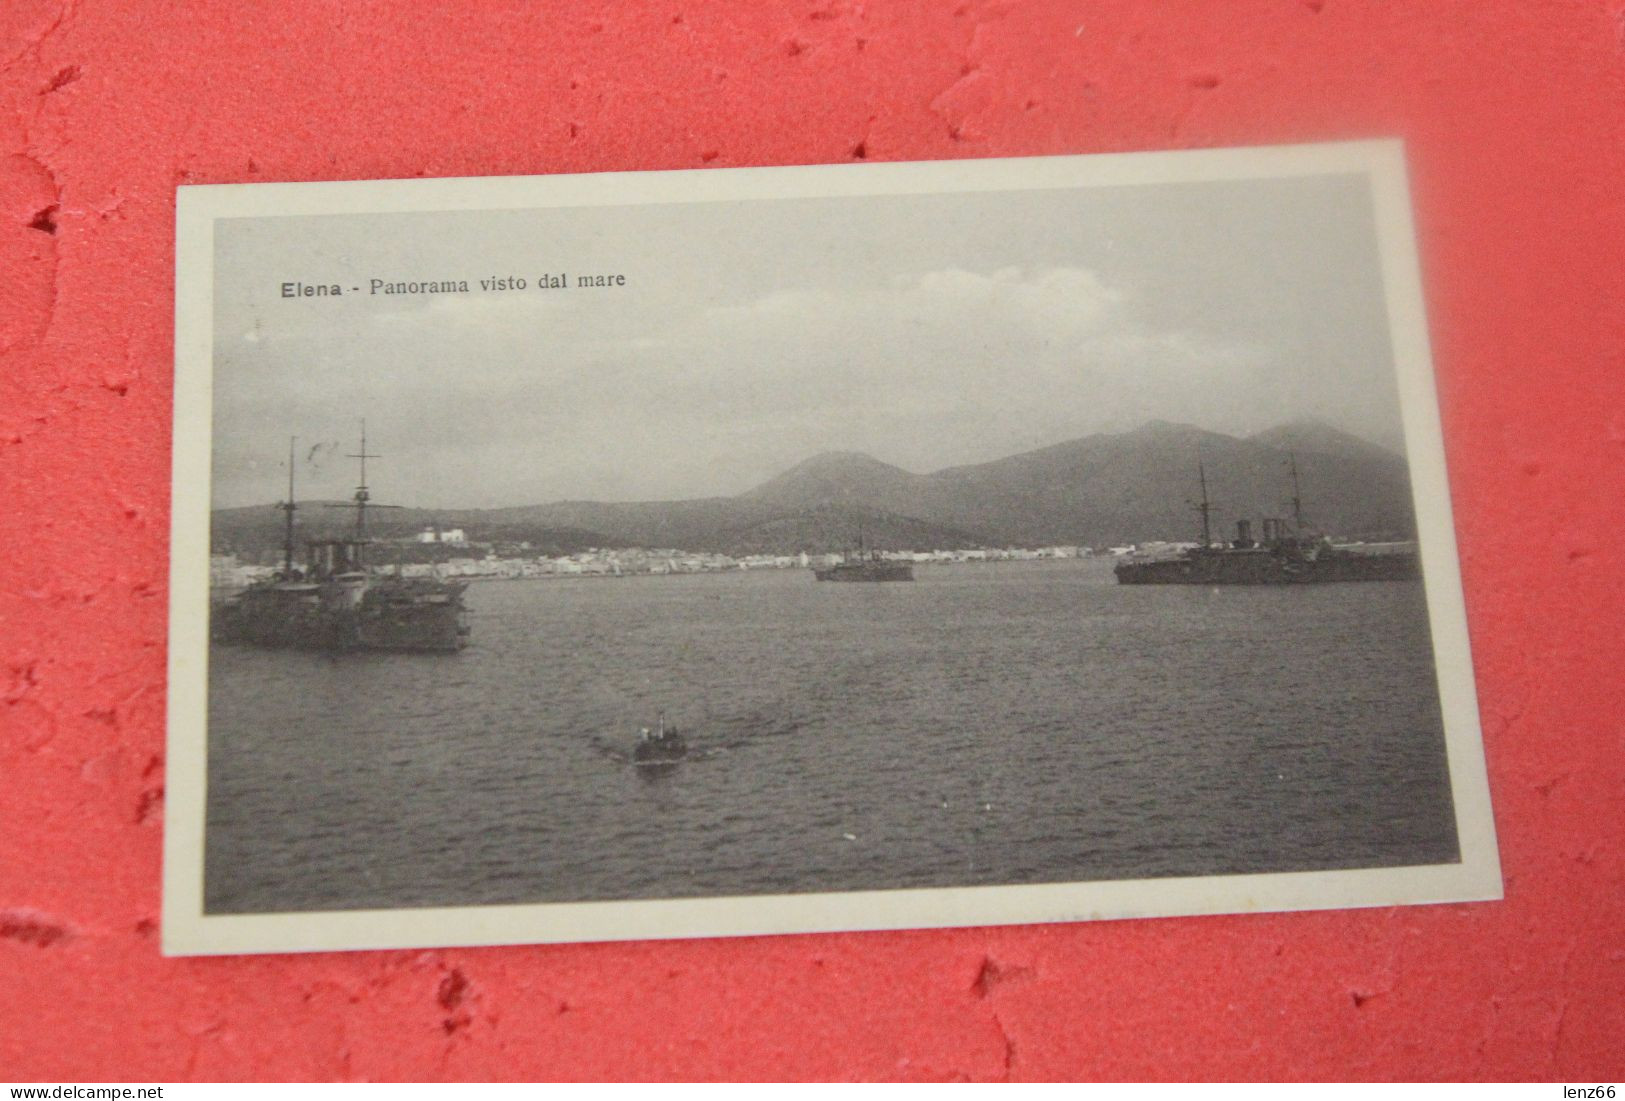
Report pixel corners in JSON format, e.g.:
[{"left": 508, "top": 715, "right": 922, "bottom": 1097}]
[{"left": 208, "top": 554, "right": 1103, "bottom": 598}]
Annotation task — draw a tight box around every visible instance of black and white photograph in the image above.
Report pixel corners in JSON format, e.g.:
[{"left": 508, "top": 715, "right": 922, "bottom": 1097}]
[{"left": 164, "top": 143, "right": 1500, "bottom": 955}]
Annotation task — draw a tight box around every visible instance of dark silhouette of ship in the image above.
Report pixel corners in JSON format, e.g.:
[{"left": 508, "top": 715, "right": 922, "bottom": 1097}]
[
  {"left": 812, "top": 534, "right": 914, "bottom": 582},
  {"left": 212, "top": 427, "right": 471, "bottom": 652},
  {"left": 1113, "top": 455, "right": 1420, "bottom": 586},
  {"left": 632, "top": 712, "right": 688, "bottom": 766}
]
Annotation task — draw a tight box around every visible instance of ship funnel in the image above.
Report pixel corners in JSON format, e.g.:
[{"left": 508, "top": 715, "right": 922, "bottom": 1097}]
[
  {"left": 1262, "top": 517, "right": 1287, "bottom": 543},
  {"left": 1235, "top": 519, "right": 1254, "bottom": 548}
]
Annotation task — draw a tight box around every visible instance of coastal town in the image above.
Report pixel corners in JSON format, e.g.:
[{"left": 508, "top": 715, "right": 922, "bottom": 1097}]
[{"left": 208, "top": 524, "right": 1098, "bottom": 589}]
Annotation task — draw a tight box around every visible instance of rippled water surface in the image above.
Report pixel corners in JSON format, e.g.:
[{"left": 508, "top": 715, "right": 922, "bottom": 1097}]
[{"left": 205, "top": 558, "right": 1459, "bottom": 913}]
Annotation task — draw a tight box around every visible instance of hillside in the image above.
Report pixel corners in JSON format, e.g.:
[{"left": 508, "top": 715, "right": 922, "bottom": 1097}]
[
  {"left": 208, "top": 502, "right": 625, "bottom": 561},
  {"left": 1249, "top": 418, "right": 1409, "bottom": 467},
  {"left": 911, "top": 420, "right": 1415, "bottom": 545},
  {"left": 730, "top": 420, "right": 1415, "bottom": 547},
  {"left": 213, "top": 419, "right": 1417, "bottom": 558},
  {"left": 741, "top": 451, "right": 931, "bottom": 514}
]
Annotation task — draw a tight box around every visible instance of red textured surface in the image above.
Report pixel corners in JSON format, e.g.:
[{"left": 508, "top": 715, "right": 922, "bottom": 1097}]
[{"left": 2, "top": 0, "right": 1622, "bottom": 1082}]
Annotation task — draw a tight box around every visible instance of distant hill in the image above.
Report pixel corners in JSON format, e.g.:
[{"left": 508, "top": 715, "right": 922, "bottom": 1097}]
[
  {"left": 903, "top": 419, "right": 1415, "bottom": 545},
  {"left": 742, "top": 451, "right": 931, "bottom": 512},
  {"left": 1249, "top": 418, "right": 1408, "bottom": 467},
  {"left": 208, "top": 502, "right": 625, "bottom": 563},
  {"left": 725, "top": 420, "right": 1414, "bottom": 547},
  {"left": 213, "top": 420, "right": 1417, "bottom": 558}
]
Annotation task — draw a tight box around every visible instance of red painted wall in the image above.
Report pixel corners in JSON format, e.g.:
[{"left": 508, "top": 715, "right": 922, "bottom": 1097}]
[{"left": 2, "top": 0, "right": 1621, "bottom": 1081}]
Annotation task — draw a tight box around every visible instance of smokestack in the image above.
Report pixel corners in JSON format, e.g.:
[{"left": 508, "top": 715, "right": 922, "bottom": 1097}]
[{"left": 1235, "top": 519, "right": 1253, "bottom": 548}]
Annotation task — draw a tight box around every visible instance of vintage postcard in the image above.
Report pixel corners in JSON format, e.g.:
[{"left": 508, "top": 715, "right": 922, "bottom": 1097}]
[{"left": 165, "top": 141, "right": 1500, "bottom": 955}]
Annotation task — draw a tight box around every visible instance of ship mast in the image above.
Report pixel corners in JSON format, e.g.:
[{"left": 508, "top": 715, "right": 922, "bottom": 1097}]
[
  {"left": 1192, "top": 461, "right": 1215, "bottom": 547},
  {"left": 346, "top": 419, "right": 382, "bottom": 540},
  {"left": 323, "top": 420, "right": 404, "bottom": 568},
  {"left": 277, "top": 435, "right": 298, "bottom": 576},
  {"left": 1288, "top": 452, "right": 1305, "bottom": 531}
]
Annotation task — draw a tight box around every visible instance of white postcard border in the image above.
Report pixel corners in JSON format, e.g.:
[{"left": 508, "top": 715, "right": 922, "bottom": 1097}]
[{"left": 165, "top": 140, "right": 1501, "bottom": 956}]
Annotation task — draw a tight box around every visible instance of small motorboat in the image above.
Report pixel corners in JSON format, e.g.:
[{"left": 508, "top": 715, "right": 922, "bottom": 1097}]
[{"left": 633, "top": 712, "right": 688, "bottom": 765}]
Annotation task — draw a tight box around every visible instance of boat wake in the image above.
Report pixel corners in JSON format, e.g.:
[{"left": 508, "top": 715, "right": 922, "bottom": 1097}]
[{"left": 586, "top": 710, "right": 812, "bottom": 767}]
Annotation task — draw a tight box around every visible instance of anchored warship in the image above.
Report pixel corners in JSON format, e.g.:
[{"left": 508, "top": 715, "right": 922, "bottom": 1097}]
[
  {"left": 212, "top": 428, "right": 471, "bottom": 652},
  {"left": 813, "top": 534, "right": 914, "bottom": 582},
  {"left": 1113, "top": 455, "right": 1420, "bottom": 586}
]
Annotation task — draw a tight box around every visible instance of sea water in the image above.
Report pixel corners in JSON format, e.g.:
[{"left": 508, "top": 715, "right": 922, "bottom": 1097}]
[{"left": 204, "top": 557, "right": 1459, "bottom": 913}]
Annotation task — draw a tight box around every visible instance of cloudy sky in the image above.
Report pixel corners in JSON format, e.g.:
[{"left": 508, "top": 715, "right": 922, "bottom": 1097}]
[{"left": 212, "top": 171, "right": 1403, "bottom": 509}]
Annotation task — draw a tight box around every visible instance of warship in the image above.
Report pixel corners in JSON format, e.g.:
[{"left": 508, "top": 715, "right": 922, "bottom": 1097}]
[
  {"left": 813, "top": 535, "right": 914, "bottom": 582},
  {"left": 1113, "top": 456, "right": 1420, "bottom": 586},
  {"left": 212, "top": 429, "right": 471, "bottom": 652}
]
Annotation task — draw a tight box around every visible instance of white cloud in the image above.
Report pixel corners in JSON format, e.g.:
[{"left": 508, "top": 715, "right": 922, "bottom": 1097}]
[
  {"left": 216, "top": 264, "right": 1280, "bottom": 506},
  {"left": 603, "top": 265, "right": 1269, "bottom": 468}
]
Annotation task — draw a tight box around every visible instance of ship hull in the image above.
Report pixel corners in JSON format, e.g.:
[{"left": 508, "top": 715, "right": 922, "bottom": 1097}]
[
  {"left": 1114, "top": 550, "right": 1419, "bottom": 585},
  {"left": 213, "top": 579, "right": 470, "bottom": 653},
  {"left": 813, "top": 562, "right": 915, "bottom": 582},
  {"left": 633, "top": 742, "right": 687, "bottom": 764}
]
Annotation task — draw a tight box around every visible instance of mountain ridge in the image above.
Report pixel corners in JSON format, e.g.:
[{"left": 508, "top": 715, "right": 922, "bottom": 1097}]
[{"left": 213, "top": 420, "right": 1414, "bottom": 557}]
